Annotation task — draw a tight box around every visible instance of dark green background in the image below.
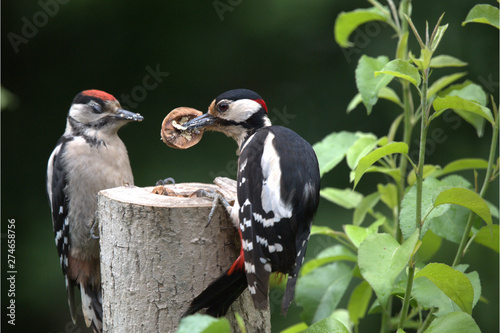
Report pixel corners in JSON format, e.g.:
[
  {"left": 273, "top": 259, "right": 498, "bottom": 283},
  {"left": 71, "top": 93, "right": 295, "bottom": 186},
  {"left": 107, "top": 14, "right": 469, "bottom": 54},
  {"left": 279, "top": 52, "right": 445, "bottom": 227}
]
[{"left": 2, "top": 0, "right": 498, "bottom": 332}]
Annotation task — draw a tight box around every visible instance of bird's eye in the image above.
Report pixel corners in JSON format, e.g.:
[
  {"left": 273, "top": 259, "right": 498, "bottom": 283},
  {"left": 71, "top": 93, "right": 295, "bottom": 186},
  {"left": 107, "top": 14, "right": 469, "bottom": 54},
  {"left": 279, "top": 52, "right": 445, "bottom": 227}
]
[
  {"left": 218, "top": 102, "right": 229, "bottom": 112},
  {"left": 90, "top": 103, "right": 103, "bottom": 114}
]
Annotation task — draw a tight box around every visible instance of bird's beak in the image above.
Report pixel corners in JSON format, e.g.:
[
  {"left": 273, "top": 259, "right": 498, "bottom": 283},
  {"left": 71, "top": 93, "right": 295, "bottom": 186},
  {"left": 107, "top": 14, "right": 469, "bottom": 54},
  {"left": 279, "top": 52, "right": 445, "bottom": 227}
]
[
  {"left": 181, "top": 113, "right": 215, "bottom": 131},
  {"left": 116, "top": 109, "right": 144, "bottom": 122}
]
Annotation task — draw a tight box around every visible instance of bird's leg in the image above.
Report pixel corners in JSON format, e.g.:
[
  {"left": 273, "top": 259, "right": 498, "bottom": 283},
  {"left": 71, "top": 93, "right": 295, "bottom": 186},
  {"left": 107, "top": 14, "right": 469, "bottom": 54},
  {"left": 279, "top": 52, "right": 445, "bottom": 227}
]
[{"left": 190, "top": 189, "right": 231, "bottom": 227}]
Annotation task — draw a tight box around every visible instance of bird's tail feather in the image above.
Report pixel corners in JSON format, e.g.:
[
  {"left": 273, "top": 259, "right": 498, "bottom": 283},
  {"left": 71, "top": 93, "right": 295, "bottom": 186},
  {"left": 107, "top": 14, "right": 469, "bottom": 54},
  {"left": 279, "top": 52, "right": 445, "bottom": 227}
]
[
  {"left": 81, "top": 284, "right": 102, "bottom": 333},
  {"left": 183, "top": 268, "right": 247, "bottom": 318}
]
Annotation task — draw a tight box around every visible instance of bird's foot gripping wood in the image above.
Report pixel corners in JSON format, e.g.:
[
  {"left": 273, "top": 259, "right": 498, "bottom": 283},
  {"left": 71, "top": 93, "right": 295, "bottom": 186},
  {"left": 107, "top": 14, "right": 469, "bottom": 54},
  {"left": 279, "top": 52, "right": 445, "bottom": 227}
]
[{"left": 190, "top": 189, "right": 231, "bottom": 227}]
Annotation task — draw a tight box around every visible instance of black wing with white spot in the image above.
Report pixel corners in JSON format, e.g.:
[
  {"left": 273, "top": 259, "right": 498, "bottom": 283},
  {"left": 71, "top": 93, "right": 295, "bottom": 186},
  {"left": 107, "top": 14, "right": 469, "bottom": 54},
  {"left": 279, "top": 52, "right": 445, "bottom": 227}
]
[
  {"left": 237, "top": 126, "right": 320, "bottom": 312},
  {"left": 47, "top": 136, "right": 77, "bottom": 322}
]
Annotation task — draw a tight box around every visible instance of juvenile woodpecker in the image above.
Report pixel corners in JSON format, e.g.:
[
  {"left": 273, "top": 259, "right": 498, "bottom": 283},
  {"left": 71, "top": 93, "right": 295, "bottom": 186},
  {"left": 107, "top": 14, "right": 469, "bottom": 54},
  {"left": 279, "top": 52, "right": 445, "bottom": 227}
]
[
  {"left": 46, "top": 90, "right": 143, "bottom": 332},
  {"left": 182, "top": 89, "right": 320, "bottom": 316}
]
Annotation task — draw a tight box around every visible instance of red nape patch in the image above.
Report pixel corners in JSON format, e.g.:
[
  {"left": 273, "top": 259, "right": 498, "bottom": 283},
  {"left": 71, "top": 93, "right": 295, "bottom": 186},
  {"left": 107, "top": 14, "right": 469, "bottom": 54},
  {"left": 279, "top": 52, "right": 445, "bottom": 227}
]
[
  {"left": 82, "top": 90, "right": 116, "bottom": 101},
  {"left": 254, "top": 98, "right": 268, "bottom": 113}
]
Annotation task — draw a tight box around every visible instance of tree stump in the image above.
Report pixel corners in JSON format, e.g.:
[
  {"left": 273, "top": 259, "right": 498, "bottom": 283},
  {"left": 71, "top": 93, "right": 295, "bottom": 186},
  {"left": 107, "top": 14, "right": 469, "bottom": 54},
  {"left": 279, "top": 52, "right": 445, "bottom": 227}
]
[{"left": 97, "top": 178, "right": 271, "bottom": 333}]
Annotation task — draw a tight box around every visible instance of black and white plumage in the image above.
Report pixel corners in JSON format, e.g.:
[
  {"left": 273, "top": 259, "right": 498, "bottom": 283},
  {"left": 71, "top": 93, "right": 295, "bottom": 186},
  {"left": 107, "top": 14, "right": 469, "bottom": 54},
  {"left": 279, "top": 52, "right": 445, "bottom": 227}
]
[
  {"left": 182, "top": 89, "right": 320, "bottom": 316},
  {"left": 46, "top": 90, "right": 143, "bottom": 332}
]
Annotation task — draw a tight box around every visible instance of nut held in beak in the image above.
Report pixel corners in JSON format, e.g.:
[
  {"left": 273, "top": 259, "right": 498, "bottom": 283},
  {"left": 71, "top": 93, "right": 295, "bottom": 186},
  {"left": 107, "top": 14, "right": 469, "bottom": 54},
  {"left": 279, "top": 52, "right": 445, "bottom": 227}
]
[{"left": 161, "top": 107, "right": 204, "bottom": 149}]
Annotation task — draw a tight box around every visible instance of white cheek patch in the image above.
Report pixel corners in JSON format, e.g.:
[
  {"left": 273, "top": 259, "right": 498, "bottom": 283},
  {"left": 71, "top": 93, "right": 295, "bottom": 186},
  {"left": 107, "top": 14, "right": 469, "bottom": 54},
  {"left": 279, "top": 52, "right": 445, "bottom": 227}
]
[{"left": 220, "top": 99, "right": 262, "bottom": 123}]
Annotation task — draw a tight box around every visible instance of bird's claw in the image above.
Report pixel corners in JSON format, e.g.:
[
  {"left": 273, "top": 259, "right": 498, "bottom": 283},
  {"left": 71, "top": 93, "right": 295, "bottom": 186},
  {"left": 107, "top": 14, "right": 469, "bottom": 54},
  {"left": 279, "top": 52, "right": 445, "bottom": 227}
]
[{"left": 191, "top": 189, "right": 231, "bottom": 227}]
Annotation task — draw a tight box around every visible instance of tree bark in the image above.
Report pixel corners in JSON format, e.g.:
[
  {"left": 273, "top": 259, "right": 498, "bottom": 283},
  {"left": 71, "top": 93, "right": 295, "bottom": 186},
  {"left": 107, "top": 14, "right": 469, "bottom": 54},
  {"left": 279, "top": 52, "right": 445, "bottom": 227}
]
[{"left": 97, "top": 178, "right": 271, "bottom": 333}]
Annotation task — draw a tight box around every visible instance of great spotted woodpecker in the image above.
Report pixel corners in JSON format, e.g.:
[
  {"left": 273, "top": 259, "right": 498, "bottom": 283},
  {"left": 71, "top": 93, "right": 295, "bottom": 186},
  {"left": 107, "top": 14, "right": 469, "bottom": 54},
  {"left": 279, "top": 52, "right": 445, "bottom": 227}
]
[
  {"left": 182, "top": 89, "right": 320, "bottom": 316},
  {"left": 46, "top": 90, "right": 143, "bottom": 332}
]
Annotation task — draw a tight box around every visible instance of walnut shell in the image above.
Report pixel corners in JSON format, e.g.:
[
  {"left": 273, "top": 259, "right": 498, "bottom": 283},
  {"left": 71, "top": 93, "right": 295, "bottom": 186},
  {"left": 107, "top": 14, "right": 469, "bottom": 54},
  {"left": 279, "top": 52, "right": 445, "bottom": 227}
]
[{"left": 161, "top": 107, "right": 204, "bottom": 149}]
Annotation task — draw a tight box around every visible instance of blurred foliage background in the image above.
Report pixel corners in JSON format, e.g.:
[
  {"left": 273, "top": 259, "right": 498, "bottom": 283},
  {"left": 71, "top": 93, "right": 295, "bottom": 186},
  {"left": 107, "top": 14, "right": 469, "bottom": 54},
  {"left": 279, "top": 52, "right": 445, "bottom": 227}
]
[{"left": 1, "top": 0, "right": 498, "bottom": 332}]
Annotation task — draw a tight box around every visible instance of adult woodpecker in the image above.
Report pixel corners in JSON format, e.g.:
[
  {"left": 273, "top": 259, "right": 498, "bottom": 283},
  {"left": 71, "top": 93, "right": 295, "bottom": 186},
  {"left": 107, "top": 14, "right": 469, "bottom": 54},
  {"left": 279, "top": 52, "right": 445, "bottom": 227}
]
[
  {"left": 46, "top": 90, "right": 143, "bottom": 332},
  {"left": 182, "top": 89, "right": 320, "bottom": 316}
]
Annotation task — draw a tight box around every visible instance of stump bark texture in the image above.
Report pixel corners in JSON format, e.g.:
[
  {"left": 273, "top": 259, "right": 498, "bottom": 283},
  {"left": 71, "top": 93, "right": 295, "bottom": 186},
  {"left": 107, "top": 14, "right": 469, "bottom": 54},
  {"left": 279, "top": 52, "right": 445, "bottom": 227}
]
[{"left": 97, "top": 178, "right": 270, "bottom": 332}]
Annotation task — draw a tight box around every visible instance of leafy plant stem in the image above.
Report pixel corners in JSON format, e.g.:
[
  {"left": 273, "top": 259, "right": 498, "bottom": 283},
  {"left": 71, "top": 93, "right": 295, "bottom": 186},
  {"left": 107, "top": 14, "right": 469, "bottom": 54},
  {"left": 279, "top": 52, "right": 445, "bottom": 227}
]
[
  {"left": 380, "top": 303, "right": 391, "bottom": 333},
  {"left": 452, "top": 111, "right": 499, "bottom": 266},
  {"left": 395, "top": 0, "right": 413, "bottom": 244},
  {"left": 416, "top": 68, "right": 430, "bottom": 230},
  {"left": 417, "top": 308, "right": 436, "bottom": 333},
  {"left": 398, "top": 262, "right": 415, "bottom": 329}
]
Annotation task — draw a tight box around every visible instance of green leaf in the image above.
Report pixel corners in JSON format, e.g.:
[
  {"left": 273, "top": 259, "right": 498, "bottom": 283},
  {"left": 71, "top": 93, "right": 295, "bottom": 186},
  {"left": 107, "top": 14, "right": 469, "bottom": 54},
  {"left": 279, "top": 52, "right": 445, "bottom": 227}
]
[
  {"left": 430, "top": 24, "right": 448, "bottom": 52},
  {"left": 435, "top": 158, "right": 489, "bottom": 177},
  {"left": 423, "top": 312, "right": 481, "bottom": 333},
  {"left": 355, "top": 55, "right": 393, "bottom": 114},
  {"left": 432, "top": 95, "right": 494, "bottom": 129},
  {"left": 234, "top": 313, "right": 246, "bottom": 333},
  {"left": 377, "top": 183, "right": 398, "bottom": 210},
  {"left": 427, "top": 72, "right": 468, "bottom": 98},
  {"left": 461, "top": 269, "right": 482, "bottom": 308},
  {"left": 431, "top": 203, "right": 470, "bottom": 244},
  {"left": 347, "top": 281, "right": 372, "bottom": 326},
  {"left": 346, "top": 88, "right": 404, "bottom": 113},
  {"left": 474, "top": 224, "right": 499, "bottom": 252},
  {"left": 354, "top": 142, "right": 408, "bottom": 188},
  {"left": 440, "top": 80, "right": 487, "bottom": 105},
  {"left": 330, "top": 309, "right": 352, "bottom": 333},
  {"left": 400, "top": 176, "right": 472, "bottom": 240},
  {"left": 313, "top": 132, "right": 359, "bottom": 177},
  {"left": 346, "top": 133, "right": 378, "bottom": 170},
  {"left": 434, "top": 187, "right": 492, "bottom": 227},
  {"left": 334, "top": 7, "right": 388, "bottom": 48},
  {"left": 310, "top": 225, "right": 337, "bottom": 238},
  {"left": 378, "top": 86, "right": 404, "bottom": 107},
  {"left": 396, "top": 31, "right": 409, "bottom": 60},
  {"left": 418, "top": 229, "right": 442, "bottom": 261},
  {"left": 353, "top": 166, "right": 401, "bottom": 184},
  {"left": 345, "top": 218, "right": 384, "bottom": 248},
  {"left": 303, "top": 316, "right": 349, "bottom": 333},
  {"left": 301, "top": 245, "right": 357, "bottom": 276},
  {"left": 430, "top": 55, "right": 468, "bottom": 68},
  {"left": 407, "top": 165, "right": 439, "bottom": 186},
  {"left": 358, "top": 231, "right": 419, "bottom": 307},
  {"left": 375, "top": 59, "right": 421, "bottom": 89},
  {"left": 432, "top": 81, "right": 492, "bottom": 135},
  {"left": 320, "top": 188, "right": 363, "bottom": 209},
  {"left": 462, "top": 4, "right": 499, "bottom": 29},
  {"left": 353, "top": 192, "right": 381, "bottom": 225},
  {"left": 177, "top": 314, "right": 231, "bottom": 333},
  {"left": 281, "top": 322, "right": 309, "bottom": 333},
  {"left": 415, "top": 263, "right": 474, "bottom": 314},
  {"left": 296, "top": 262, "right": 353, "bottom": 324}
]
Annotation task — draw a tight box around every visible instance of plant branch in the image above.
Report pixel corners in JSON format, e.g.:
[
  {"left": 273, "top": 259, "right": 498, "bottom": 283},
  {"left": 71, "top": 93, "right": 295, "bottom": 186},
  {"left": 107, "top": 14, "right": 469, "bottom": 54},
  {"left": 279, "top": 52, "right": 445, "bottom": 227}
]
[
  {"left": 417, "top": 308, "right": 436, "bottom": 333},
  {"left": 452, "top": 108, "right": 499, "bottom": 266},
  {"left": 398, "top": 263, "right": 415, "bottom": 329}
]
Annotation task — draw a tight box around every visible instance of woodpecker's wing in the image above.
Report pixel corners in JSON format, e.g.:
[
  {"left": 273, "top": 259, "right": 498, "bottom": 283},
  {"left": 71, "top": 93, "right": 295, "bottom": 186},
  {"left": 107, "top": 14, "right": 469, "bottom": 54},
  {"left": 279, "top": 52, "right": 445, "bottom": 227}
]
[
  {"left": 47, "top": 137, "right": 77, "bottom": 323},
  {"left": 237, "top": 126, "right": 320, "bottom": 311}
]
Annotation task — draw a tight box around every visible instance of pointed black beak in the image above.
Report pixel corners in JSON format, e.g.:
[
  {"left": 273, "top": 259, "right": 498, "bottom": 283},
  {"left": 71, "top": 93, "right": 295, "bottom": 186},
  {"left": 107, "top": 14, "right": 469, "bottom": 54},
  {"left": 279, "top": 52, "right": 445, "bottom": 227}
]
[
  {"left": 116, "top": 109, "right": 144, "bottom": 122},
  {"left": 182, "top": 113, "right": 215, "bottom": 131}
]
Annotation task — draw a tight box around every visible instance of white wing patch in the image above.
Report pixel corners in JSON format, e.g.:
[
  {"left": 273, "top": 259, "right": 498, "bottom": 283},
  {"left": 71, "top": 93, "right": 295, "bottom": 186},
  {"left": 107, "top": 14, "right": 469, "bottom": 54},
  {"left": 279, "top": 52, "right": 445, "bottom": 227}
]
[{"left": 260, "top": 132, "right": 293, "bottom": 220}]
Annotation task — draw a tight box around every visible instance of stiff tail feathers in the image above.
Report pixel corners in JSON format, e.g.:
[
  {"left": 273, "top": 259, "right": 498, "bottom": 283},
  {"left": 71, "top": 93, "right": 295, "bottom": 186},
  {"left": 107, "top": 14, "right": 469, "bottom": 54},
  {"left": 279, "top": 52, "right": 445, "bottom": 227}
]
[
  {"left": 183, "top": 268, "right": 247, "bottom": 318},
  {"left": 81, "top": 284, "right": 103, "bottom": 333},
  {"left": 66, "top": 277, "right": 77, "bottom": 324}
]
